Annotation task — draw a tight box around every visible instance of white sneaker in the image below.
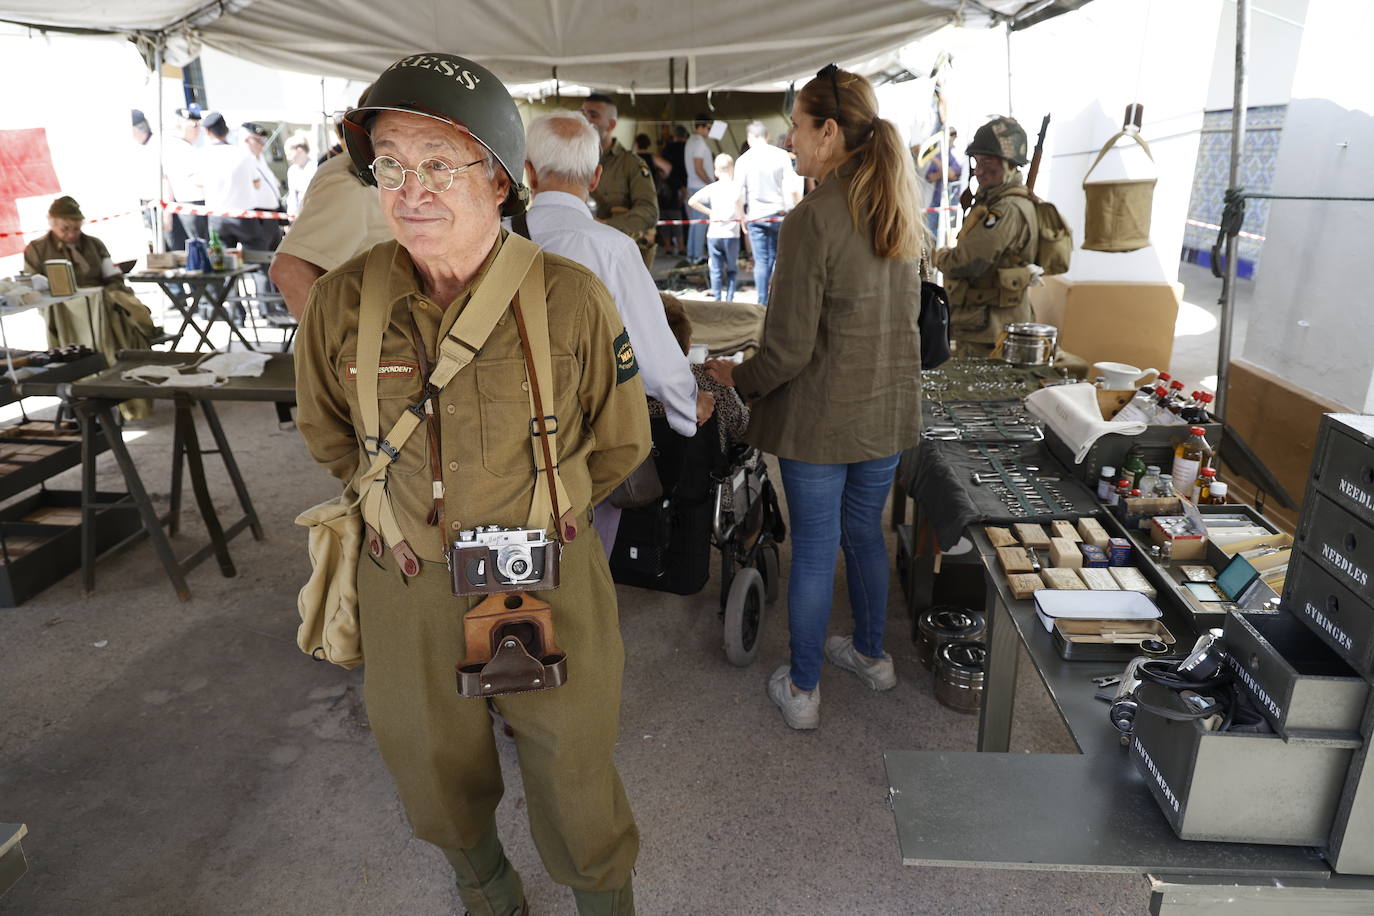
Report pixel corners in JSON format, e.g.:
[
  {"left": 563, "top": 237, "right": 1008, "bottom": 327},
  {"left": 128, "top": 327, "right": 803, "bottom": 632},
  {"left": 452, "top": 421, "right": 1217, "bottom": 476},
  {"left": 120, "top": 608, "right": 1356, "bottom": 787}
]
[
  {"left": 825, "top": 635, "right": 897, "bottom": 691},
  {"left": 767, "top": 665, "right": 819, "bottom": 730}
]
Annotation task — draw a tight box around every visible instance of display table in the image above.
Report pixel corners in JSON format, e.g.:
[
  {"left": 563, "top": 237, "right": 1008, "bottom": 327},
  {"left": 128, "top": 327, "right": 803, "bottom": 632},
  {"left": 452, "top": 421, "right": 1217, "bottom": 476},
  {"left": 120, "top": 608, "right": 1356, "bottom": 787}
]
[
  {"left": 57, "top": 350, "right": 293, "bottom": 600},
  {"left": 886, "top": 513, "right": 1374, "bottom": 911},
  {"left": 125, "top": 267, "right": 257, "bottom": 352},
  {"left": 1, "top": 823, "right": 27, "bottom": 898}
]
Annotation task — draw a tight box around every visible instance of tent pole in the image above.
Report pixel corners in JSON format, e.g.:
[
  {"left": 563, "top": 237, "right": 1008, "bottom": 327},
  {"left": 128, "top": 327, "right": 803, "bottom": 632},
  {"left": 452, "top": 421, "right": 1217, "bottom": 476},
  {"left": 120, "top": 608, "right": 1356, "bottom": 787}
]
[
  {"left": 153, "top": 37, "right": 165, "bottom": 254},
  {"left": 1005, "top": 19, "right": 1013, "bottom": 116},
  {"left": 1215, "top": 0, "right": 1249, "bottom": 418}
]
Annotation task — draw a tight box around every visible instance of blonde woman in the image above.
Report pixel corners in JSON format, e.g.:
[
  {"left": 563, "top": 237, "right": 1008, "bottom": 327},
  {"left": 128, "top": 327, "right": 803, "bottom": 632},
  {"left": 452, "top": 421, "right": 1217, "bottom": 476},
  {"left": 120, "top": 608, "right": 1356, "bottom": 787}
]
[{"left": 707, "top": 65, "right": 928, "bottom": 729}]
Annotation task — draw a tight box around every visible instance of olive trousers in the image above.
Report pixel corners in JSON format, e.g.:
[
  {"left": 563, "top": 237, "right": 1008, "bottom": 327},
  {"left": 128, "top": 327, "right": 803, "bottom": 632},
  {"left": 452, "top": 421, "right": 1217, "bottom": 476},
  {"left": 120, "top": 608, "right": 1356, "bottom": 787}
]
[{"left": 357, "top": 520, "right": 639, "bottom": 915}]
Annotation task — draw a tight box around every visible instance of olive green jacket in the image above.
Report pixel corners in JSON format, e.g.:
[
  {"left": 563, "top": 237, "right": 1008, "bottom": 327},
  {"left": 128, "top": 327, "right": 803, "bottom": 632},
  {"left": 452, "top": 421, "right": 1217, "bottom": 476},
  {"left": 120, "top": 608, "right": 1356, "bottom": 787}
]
[
  {"left": 732, "top": 162, "right": 923, "bottom": 464},
  {"left": 590, "top": 139, "right": 658, "bottom": 243}
]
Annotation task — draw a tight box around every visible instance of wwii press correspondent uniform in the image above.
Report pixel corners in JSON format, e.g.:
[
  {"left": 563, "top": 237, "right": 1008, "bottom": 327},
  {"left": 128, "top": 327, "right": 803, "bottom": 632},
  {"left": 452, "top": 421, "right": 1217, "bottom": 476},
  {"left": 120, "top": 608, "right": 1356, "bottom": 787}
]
[
  {"left": 931, "top": 116, "right": 1039, "bottom": 358},
  {"left": 24, "top": 196, "right": 159, "bottom": 419},
  {"left": 294, "top": 53, "right": 647, "bottom": 916},
  {"left": 708, "top": 66, "right": 924, "bottom": 731}
]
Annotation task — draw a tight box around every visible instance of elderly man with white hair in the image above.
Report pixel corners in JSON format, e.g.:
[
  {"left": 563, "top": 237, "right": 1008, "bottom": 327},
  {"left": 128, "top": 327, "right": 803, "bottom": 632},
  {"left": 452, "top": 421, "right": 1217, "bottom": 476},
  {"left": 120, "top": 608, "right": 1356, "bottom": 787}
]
[{"left": 518, "top": 109, "right": 712, "bottom": 553}]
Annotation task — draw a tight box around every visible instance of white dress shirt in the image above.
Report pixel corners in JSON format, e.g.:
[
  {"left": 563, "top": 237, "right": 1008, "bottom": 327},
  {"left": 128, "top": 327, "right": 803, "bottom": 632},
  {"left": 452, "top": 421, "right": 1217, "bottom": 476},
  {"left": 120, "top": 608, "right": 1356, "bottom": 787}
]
[
  {"left": 199, "top": 142, "right": 261, "bottom": 212},
  {"left": 520, "top": 191, "right": 699, "bottom": 437}
]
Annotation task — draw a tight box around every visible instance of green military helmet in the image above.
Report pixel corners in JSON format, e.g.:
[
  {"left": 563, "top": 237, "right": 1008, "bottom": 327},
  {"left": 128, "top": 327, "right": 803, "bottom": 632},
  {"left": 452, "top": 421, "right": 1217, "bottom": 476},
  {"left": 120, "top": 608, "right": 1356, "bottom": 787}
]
[
  {"left": 966, "top": 116, "right": 1029, "bottom": 167},
  {"left": 344, "top": 52, "right": 529, "bottom": 215}
]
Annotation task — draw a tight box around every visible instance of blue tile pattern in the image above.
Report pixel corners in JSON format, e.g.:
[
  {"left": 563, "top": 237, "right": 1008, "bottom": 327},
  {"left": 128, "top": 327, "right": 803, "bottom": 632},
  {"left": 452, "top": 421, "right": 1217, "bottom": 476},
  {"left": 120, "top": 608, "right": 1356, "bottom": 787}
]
[{"left": 1182, "top": 105, "right": 1286, "bottom": 276}]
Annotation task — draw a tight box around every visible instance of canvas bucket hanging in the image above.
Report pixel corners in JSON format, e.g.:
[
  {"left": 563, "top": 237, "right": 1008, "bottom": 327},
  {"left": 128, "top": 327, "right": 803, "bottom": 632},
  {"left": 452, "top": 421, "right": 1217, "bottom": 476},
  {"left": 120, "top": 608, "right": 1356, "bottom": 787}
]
[{"left": 1082, "top": 130, "right": 1156, "bottom": 252}]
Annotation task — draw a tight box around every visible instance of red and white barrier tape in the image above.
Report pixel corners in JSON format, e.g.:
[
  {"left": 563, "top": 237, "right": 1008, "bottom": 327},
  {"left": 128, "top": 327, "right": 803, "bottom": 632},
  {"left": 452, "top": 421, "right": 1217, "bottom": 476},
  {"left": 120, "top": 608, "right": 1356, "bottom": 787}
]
[
  {"left": 159, "top": 201, "right": 293, "bottom": 221},
  {"left": 658, "top": 205, "right": 957, "bottom": 227},
  {"left": 1185, "top": 218, "right": 1265, "bottom": 242},
  {"left": 0, "top": 208, "right": 142, "bottom": 239}
]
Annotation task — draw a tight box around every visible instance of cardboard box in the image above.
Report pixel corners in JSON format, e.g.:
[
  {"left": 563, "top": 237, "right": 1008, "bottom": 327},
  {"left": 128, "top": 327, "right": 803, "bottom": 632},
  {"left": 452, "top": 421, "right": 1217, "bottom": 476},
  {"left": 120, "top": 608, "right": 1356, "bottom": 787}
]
[
  {"left": 1150, "top": 516, "right": 1207, "bottom": 560},
  {"left": 1079, "top": 544, "right": 1109, "bottom": 567},
  {"left": 1077, "top": 517, "right": 1111, "bottom": 548},
  {"left": 1029, "top": 275, "right": 1182, "bottom": 374},
  {"left": 1048, "top": 537, "right": 1082, "bottom": 568}
]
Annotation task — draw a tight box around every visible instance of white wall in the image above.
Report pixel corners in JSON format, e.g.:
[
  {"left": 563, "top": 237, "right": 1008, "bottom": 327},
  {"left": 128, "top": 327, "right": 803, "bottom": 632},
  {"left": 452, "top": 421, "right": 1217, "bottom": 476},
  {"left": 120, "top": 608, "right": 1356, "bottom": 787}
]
[
  {"left": 1241, "top": 0, "right": 1374, "bottom": 412},
  {"left": 1205, "top": 0, "right": 1310, "bottom": 110},
  {"left": 890, "top": 0, "right": 1225, "bottom": 284}
]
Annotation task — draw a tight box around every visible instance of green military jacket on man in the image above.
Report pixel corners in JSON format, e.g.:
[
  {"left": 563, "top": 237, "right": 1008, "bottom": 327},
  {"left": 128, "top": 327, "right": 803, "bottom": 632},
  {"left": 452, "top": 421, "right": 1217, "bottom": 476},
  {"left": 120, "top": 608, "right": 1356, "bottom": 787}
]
[
  {"left": 932, "top": 171, "right": 1039, "bottom": 345},
  {"left": 590, "top": 139, "right": 658, "bottom": 264}
]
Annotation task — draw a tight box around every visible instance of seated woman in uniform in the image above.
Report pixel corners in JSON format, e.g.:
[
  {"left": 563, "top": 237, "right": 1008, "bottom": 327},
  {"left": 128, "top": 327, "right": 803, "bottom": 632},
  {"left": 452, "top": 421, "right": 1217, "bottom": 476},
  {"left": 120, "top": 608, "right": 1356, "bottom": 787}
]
[
  {"left": 23, "top": 195, "right": 161, "bottom": 343},
  {"left": 24, "top": 195, "right": 161, "bottom": 418}
]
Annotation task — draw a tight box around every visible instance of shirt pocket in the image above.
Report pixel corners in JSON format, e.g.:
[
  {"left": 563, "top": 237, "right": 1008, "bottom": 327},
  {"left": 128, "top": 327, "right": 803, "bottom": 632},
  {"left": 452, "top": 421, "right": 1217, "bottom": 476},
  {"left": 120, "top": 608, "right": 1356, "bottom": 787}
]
[
  {"left": 475, "top": 356, "right": 581, "bottom": 478},
  {"left": 339, "top": 353, "right": 429, "bottom": 479}
]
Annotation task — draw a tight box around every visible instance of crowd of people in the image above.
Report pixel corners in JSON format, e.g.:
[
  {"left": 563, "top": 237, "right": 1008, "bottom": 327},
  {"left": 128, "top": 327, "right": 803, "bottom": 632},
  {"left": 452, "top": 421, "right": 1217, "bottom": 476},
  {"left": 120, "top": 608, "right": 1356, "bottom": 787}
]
[{"left": 26, "top": 53, "right": 1043, "bottom": 915}]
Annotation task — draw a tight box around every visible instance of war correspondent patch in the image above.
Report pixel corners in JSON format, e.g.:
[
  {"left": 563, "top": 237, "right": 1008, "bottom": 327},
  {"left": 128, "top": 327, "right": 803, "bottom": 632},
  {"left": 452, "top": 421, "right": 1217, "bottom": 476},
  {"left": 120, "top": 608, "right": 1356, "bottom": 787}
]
[
  {"left": 345, "top": 360, "right": 419, "bottom": 380},
  {"left": 613, "top": 330, "right": 639, "bottom": 384}
]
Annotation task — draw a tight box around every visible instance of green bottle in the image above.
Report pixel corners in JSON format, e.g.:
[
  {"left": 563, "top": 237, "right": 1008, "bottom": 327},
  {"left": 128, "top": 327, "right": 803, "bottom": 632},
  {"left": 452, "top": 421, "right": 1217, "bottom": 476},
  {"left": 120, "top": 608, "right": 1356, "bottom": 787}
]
[
  {"left": 207, "top": 228, "right": 225, "bottom": 271},
  {"left": 1121, "top": 446, "right": 1148, "bottom": 489}
]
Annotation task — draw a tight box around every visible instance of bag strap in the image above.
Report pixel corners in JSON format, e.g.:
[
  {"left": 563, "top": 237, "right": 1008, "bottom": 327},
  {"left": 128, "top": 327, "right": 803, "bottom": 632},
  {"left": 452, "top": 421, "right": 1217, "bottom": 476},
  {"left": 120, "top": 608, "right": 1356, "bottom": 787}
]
[
  {"left": 1082, "top": 130, "right": 1154, "bottom": 186},
  {"left": 510, "top": 254, "right": 573, "bottom": 538},
  {"left": 355, "top": 244, "right": 392, "bottom": 488}
]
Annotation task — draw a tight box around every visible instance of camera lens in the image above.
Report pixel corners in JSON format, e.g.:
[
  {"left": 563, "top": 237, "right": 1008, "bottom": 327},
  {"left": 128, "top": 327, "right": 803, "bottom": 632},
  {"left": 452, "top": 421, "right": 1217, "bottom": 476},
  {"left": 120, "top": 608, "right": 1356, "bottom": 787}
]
[{"left": 496, "top": 545, "right": 534, "bottom": 582}]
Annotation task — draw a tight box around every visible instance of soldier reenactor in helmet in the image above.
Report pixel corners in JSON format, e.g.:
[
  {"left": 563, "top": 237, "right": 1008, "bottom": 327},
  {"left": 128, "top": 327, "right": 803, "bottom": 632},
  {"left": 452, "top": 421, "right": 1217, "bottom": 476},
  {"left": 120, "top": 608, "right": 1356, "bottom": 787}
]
[
  {"left": 294, "top": 52, "right": 648, "bottom": 914},
  {"left": 932, "top": 116, "right": 1040, "bottom": 357}
]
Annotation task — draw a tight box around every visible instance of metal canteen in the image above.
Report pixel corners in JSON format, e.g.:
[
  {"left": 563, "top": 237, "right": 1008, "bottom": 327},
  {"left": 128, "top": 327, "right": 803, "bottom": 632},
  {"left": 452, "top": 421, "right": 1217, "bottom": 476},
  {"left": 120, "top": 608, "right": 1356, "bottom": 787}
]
[
  {"left": 934, "top": 640, "right": 987, "bottom": 713},
  {"left": 1001, "top": 322, "right": 1059, "bottom": 367},
  {"left": 916, "top": 606, "right": 986, "bottom": 669}
]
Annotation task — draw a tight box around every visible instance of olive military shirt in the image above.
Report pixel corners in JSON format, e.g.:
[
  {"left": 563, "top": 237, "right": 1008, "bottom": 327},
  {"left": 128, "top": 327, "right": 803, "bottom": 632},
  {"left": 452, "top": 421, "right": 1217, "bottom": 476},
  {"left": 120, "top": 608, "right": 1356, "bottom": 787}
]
[
  {"left": 731, "top": 162, "right": 923, "bottom": 464},
  {"left": 295, "top": 235, "right": 651, "bottom": 563},
  {"left": 24, "top": 232, "right": 133, "bottom": 295},
  {"left": 930, "top": 171, "right": 1038, "bottom": 343},
  {"left": 590, "top": 139, "right": 659, "bottom": 242}
]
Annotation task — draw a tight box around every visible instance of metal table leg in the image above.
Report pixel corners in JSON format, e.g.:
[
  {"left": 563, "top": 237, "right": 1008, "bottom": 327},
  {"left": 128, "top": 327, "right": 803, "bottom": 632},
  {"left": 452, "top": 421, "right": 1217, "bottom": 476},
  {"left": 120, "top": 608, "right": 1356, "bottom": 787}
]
[
  {"left": 159, "top": 280, "right": 214, "bottom": 351},
  {"left": 202, "top": 277, "right": 258, "bottom": 352},
  {"left": 79, "top": 409, "right": 98, "bottom": 594},
  {"left": 976, "top": 574, "right": 1018, "bottom": 753},
  {"left": 175, "top": 398, "right": 236, "bottom": 577},
  {"left": 198, "top": 401, "right": 263, "bottom": 540},
  {"left": 89, "top": 402, "right": 192, "bottom": 601}
]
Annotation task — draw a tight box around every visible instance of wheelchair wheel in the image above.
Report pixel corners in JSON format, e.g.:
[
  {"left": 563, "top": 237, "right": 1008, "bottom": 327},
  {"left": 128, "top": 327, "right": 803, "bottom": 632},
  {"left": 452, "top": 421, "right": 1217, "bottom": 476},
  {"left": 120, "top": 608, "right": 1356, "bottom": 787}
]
[
  {"left": 759, "top": 543, "right": 780, "bottom": 605},
  {"left": 723, "top": 567, "right": 765, "bottom": 667}
]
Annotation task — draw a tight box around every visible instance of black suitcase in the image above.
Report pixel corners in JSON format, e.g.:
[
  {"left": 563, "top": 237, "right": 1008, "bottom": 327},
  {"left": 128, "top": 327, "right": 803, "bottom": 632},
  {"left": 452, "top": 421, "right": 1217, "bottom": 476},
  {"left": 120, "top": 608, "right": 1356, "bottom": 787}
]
[{"left": 609, "top": 416, "right": 722, "bottom": 595}]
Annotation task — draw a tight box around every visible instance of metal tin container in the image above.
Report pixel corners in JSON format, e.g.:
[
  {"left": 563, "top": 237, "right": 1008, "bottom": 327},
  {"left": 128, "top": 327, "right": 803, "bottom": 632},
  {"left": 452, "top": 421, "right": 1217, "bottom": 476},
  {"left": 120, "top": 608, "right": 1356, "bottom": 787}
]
[
  {"left": 916, "top": 606, "right": 986, "bottom": 670},
  {"left": 1001, "top": 322, "right": 1058, "bottom": 367},
  {"left": 934, "top": 640, "right": 986, "bottom": 713}
]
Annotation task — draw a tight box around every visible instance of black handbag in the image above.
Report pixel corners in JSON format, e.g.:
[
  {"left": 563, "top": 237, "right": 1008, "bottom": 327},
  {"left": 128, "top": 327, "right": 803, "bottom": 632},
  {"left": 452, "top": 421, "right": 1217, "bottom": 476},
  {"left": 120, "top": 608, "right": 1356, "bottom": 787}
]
[{"left": 919, "top": 280, "right": 952, "bottom": 370}]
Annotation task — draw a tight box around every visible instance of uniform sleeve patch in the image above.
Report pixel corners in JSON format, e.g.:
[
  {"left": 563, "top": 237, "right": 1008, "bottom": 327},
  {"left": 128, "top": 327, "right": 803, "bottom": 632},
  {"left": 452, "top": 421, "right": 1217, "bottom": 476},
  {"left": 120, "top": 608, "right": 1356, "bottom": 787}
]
[
  {"left": 983, "top": 209, "right": 1002, "bottom": 229},
  {"left": 638, "top": 161, "right": 651, "bottom": 178},
  {"left": 613, "top": 329, "right": 639, "bottom": 384}
]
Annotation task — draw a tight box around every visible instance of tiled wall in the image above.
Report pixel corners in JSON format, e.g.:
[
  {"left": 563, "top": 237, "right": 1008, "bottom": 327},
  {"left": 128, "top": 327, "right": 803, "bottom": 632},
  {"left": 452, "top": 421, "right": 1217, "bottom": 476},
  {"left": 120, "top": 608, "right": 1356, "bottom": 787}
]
[{"left": 1181, "top": 105, "right": 1286, "bottom": 277}]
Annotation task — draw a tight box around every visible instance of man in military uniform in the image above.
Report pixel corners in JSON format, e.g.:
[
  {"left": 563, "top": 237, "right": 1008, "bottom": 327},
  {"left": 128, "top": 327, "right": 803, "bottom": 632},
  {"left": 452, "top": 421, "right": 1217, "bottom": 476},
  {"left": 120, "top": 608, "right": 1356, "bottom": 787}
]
[
  {"left": 932, "top": 116, "right": 1039, "bottom": 358},
  {"left": 296, "top": 53, "right": 648, "bottom": 915},
  {"left": 580, "top": 94, "right": 659, "bottom": 269}
]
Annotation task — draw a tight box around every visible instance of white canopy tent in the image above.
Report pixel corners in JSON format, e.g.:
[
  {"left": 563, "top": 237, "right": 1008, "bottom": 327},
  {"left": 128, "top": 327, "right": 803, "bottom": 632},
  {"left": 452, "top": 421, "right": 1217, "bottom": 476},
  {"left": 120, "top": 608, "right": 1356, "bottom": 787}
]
[{"left": 1, "top": 0, "right": 1093, "bottom": 91}]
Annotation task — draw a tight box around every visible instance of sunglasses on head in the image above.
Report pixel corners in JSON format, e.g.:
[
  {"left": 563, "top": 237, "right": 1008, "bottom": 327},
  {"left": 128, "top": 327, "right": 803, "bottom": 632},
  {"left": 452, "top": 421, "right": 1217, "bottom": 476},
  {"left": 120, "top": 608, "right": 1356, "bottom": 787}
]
[{"left": 816, "top": 63, "right": 844, "bottom": 125}]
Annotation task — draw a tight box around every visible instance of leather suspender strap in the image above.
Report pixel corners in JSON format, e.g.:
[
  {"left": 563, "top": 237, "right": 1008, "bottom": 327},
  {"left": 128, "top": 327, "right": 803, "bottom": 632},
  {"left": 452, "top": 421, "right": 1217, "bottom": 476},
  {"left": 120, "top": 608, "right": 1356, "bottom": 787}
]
[{"left": 509, "top": 253, "right": 572, "bottom": 539}]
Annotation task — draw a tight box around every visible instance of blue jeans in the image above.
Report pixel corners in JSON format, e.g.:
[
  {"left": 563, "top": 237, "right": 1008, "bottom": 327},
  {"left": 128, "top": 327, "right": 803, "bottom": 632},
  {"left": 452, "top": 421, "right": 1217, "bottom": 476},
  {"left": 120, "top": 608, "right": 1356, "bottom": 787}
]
[
  {"left": 707, "top": 236, "right": 739, "bottom": 301},
  {"left": 777, "top": 453, "right": 901, "bottom": 691},
  {"left": 687, "top": 214, "right": 707, "bottom": 261},
  {"left": 747, "top": 219, "right": 781, "bottom": 305}
]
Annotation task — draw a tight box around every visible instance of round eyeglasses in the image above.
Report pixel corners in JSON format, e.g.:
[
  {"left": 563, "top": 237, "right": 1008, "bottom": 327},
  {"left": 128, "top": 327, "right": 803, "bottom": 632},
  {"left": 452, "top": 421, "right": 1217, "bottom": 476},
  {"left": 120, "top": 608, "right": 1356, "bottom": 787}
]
[{"left": 369, "top": 155, "right": 486, "bottom": 193}]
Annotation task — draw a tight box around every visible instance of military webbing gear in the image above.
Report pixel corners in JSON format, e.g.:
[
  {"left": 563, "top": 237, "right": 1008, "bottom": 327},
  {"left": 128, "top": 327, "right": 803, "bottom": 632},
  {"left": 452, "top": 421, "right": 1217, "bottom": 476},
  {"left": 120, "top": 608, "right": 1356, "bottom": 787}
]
[
  {"left": 344, "top": 52, "right": 529, "bottom": 215},
  {"left": 966, "top": 117, "right": 1029, "bottom": 167},
  {"left": 999, "top": 186, "right": 1073, "bottom": 275}
]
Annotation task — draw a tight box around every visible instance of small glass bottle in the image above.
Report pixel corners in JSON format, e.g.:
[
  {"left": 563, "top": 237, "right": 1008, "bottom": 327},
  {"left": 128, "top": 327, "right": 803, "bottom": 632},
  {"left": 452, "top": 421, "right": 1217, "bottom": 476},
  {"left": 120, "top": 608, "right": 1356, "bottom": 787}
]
[
  {"left": 1122, "top": 447, "right": 1149, "bottom": 489},
  {"left": 1171, "top": 426, "right": 1213, "bottom": 498},
  {"left": 1192, "top": 466, "right": 1218, "bottom": 503},
  {"left": 1137, "top": 464, "right": 1162, "bottom": 498},
  {"left": 1116, "top": 479, "right": 1132, "bottom": 503},
  {"left": 1207, "top": 481, "right": 1229, "bottom": 505},
  {"left": 1098, "top": 465, "right": 1118, "bottom": 503}
]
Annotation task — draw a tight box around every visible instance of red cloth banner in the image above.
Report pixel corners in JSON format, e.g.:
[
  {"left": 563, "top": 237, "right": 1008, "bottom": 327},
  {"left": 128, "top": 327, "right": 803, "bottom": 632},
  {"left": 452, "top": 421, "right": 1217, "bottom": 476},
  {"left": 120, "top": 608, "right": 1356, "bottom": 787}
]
[{"left": 0, "top": 128, "right": 61, "bottom": 258}]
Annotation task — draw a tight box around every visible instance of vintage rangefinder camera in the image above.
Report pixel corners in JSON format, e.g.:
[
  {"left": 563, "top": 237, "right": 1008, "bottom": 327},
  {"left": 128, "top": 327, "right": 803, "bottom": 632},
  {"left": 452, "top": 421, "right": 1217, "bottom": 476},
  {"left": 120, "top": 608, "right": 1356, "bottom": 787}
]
[{"left": 451, "top": 526, "right": 560, "bottom": 596}]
